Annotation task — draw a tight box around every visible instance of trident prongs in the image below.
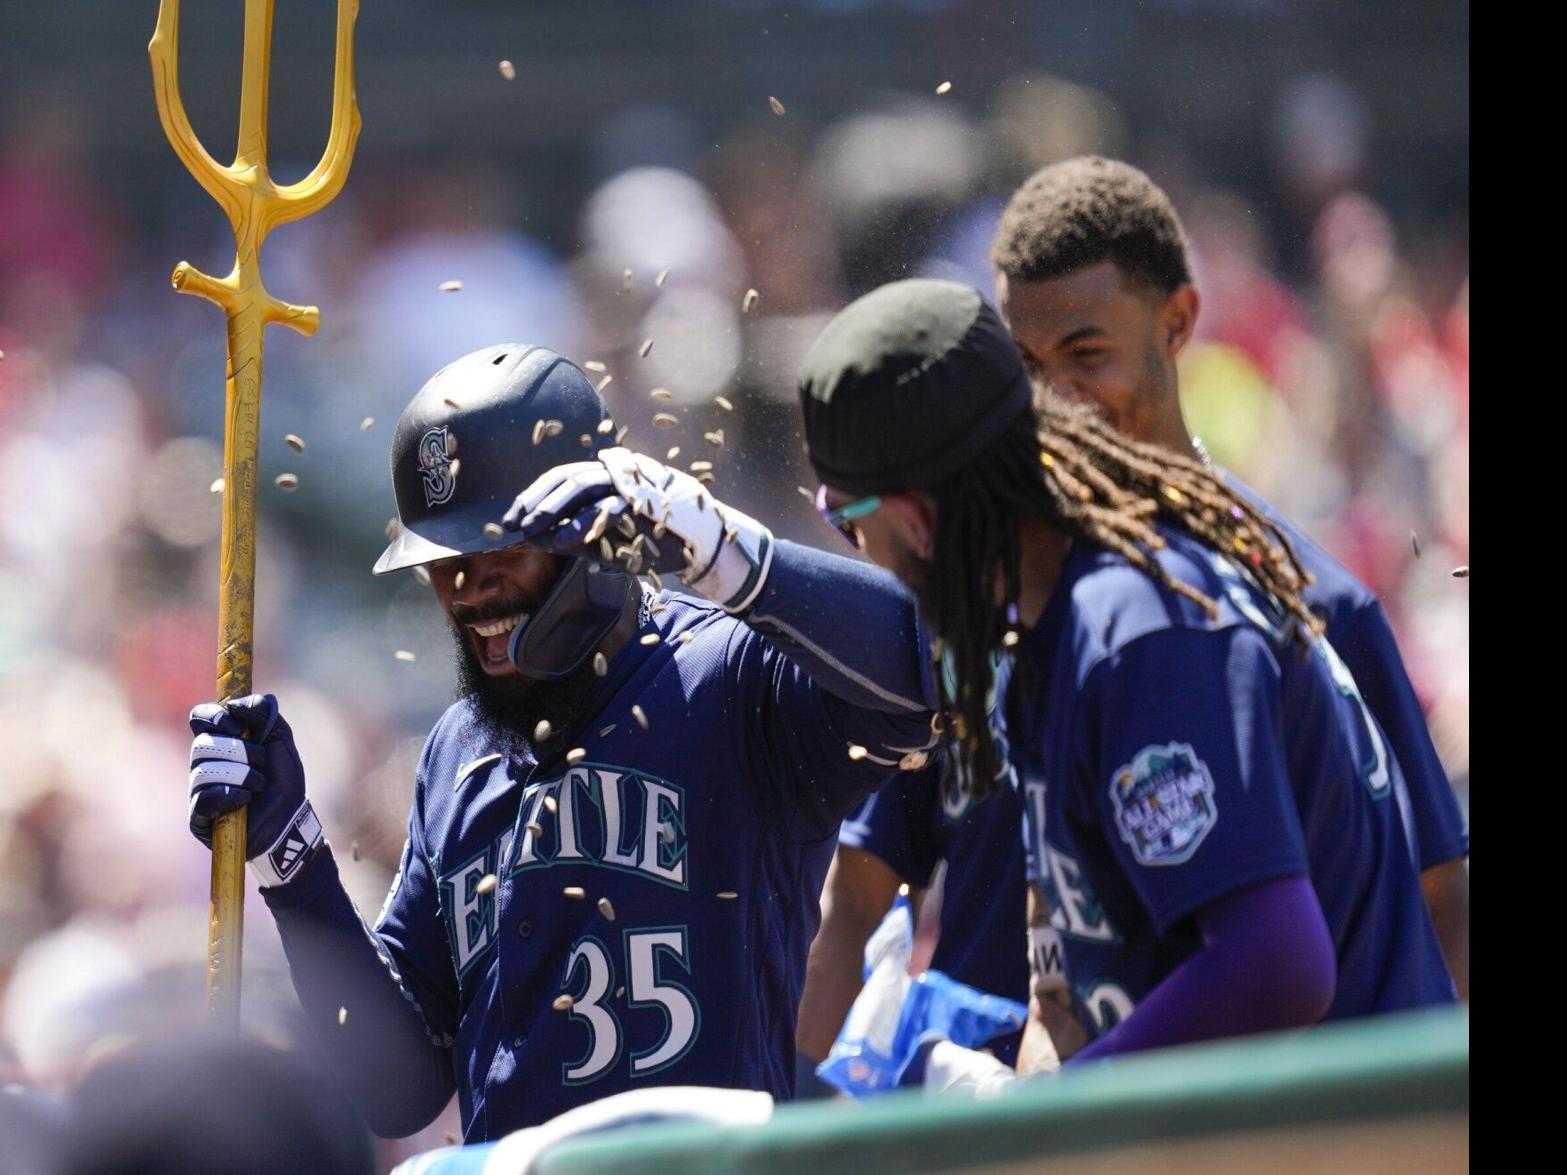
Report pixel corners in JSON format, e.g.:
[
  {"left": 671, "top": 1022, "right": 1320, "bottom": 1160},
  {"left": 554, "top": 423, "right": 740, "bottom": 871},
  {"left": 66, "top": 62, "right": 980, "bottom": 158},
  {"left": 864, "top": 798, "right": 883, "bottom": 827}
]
[
  {"left": 150, "top": 0, "right": 361, "bottom": 332},
  {"left": 150, "top": 0, "right": 361, "bottom": 1026}
]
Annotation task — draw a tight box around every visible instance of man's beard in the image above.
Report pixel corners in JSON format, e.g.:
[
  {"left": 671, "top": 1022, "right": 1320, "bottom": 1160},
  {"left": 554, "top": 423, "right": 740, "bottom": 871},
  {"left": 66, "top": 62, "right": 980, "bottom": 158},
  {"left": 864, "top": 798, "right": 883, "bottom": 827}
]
[{"left": 449, "top": 620, "right": 607, "bottom": 758}]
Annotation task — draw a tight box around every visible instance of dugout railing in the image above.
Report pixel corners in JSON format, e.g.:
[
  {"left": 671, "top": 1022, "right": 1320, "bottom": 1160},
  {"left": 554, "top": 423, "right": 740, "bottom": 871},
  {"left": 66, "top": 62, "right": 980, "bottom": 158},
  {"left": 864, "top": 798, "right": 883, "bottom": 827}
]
[{"left": 536, "top": 1005, "right": 1469, "bottom": 1174}]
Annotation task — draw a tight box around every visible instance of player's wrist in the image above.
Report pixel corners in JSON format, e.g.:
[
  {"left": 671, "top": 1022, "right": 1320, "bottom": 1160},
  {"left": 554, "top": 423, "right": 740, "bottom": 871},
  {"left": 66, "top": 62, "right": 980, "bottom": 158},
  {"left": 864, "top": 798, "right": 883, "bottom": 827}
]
[
  {"left": 248, "top": 799, "right": 326, "bottom": 889},
  {"left": 683, "top": 507, "right": 774, "bottom": 613}
]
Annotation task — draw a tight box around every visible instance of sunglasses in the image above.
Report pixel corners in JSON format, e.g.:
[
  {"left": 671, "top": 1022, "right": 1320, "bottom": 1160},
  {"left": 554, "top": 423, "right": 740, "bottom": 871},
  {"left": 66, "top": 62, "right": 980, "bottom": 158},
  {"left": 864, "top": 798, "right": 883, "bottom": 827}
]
[{"left": 815, "top": 485, "right": 882, "bottom": 549}]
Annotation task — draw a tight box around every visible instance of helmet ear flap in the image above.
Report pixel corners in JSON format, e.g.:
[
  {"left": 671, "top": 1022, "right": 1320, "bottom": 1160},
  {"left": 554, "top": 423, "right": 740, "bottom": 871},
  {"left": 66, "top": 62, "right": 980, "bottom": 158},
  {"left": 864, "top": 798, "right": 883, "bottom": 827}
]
[{"left": 508, "top": 559, "right": 641, "bottom": 681}]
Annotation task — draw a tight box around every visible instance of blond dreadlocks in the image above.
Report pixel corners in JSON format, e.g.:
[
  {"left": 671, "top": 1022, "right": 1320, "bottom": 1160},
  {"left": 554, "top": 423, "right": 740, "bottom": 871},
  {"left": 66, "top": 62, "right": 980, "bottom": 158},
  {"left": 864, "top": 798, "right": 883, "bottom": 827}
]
[{"left": 927, "top": 398, "right": 1321, "bottom": 800}]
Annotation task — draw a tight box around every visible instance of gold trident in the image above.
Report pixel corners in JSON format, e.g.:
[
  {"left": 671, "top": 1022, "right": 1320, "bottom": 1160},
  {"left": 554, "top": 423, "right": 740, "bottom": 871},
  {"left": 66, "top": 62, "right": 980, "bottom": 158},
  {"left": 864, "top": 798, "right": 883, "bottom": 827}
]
[{"left": 149, "top": 0, "right": 361, "bottom": 1025}]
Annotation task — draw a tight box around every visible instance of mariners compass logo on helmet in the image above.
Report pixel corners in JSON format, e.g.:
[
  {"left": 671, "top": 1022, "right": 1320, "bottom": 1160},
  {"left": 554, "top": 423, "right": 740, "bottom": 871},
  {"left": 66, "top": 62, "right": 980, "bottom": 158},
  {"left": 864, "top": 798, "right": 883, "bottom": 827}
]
[{"left": 419, "top": 426, "right": 457, "bottom": 507}]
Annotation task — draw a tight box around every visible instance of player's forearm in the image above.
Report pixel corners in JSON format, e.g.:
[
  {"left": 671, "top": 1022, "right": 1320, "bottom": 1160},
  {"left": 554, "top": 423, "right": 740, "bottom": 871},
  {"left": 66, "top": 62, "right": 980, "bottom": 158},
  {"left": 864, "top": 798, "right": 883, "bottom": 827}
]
[
  {"left": 262, "top": 844, "right": 457, "bottom": 1137},
  {"left": 1070, "top": 875, "right": 1335, "bottom": 1063},
  {"left": 746, "top": 539, "right": 937, "bottom": 717},
  {"left": 796, "top": 905, "right": 884, "bottom": 1062},
  {"left": 1421, "top": 859, "right": 1469, "bottom": 1001}
]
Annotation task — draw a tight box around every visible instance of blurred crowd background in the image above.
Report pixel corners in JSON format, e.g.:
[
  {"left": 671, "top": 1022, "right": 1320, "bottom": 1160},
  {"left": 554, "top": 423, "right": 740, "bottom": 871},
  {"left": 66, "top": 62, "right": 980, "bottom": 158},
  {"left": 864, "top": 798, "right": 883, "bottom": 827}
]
[{"left": 0, "top": 0, "right": 1467, "bottom": 1167}]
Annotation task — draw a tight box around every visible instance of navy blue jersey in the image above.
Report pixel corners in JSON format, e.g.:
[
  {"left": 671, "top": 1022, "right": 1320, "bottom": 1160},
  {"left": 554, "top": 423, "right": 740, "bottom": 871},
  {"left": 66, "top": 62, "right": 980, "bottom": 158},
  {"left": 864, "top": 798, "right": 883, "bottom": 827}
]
[
  {"left": 264, "top": 542, "right": 936, "bottom": 1141},
  {"left": 1227, "top": 477, "right": 1468, "bottom": 870},
  {"left": 1006, "top": 527, "right": 1455, "bottom": 1042},
  {"left": 839, "top": 760, "right": 1029, "bottom": 1065}
]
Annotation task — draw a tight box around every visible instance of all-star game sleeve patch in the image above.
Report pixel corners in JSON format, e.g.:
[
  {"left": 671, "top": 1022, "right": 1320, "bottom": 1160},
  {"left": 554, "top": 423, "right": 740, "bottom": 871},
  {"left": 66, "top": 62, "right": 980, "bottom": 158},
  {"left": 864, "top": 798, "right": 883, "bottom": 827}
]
[{"left": 1109, "top": 743, "right": 1218, "bottom": 867}]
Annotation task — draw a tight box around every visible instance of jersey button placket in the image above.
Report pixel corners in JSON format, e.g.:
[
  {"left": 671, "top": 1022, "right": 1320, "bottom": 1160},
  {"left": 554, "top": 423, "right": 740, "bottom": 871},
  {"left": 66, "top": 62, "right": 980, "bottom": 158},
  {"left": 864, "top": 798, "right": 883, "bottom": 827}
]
[{"left": 516, "top": 918, "right": 533, "bottom": 938}]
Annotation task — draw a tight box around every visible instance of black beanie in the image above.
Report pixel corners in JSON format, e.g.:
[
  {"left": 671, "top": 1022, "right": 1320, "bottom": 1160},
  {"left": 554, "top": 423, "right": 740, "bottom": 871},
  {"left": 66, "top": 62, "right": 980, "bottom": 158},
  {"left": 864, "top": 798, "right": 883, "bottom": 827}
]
[{"left": 798, "top": 279, "right": 1032, "bottom": 496}]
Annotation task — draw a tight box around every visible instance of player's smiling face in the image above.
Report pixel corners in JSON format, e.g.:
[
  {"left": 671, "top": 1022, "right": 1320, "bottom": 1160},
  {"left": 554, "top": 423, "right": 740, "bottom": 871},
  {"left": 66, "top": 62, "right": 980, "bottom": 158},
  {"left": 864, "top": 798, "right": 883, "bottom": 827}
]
[
  {"left": 995, "top": 260, "right": 1193, "bottom": 448},
  {"left": 428, "top": 544, "right": 566, "bottom": 676}
]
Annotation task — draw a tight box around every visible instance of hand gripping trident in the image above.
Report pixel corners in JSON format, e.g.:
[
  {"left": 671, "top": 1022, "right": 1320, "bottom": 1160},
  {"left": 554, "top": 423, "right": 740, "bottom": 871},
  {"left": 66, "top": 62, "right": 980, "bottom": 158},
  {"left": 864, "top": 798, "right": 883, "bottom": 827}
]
[{"left": 150, "top": 0, "right": 361, "bottom": 1025}]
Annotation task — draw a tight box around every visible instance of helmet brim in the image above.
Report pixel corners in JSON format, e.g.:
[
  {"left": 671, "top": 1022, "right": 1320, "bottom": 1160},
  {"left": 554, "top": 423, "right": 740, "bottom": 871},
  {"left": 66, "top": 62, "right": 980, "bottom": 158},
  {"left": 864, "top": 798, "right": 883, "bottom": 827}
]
[{"left": 371, "top": 499, "right": 526, "bottom": 575}]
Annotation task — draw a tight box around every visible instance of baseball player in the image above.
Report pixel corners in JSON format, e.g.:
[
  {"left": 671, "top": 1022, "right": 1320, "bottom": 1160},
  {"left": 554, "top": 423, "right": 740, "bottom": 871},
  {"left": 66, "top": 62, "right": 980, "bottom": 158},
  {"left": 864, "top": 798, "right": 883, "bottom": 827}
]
[
  {"left": 186, "top": 345, "right": 937, "bottom": 1141},
  {"left": 799, "top": 158, "right": 1469, "bottom": 1080},
  {"left": 796, "top": 279, "right": 1455, "bottom": 1081},
  {"left": 990, "top": 157, "right": 1468, "bottom": 1001}
]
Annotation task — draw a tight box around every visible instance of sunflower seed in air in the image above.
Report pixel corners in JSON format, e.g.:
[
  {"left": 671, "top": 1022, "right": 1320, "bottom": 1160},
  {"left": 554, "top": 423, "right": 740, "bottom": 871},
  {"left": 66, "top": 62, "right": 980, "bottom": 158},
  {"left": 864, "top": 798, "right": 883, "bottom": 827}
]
[
  {"left": 566, "top": 747, "right": 586, "bottom": 765},
  {"left": 1002, "top": 630, "right": 1020, "bottom": 648},
  {"left": 615, "top": 427, "right": 629, "bottom": 446},
  {"left": 596, "top": 374, "right": 614, "bottom": 393},
  {"left": 742, "top": 288, "right": 759, "bottom": 313},
  {"left": 597, "top": 897, "right": 616, "bottom": 921},
  {"left": 599, "top": 537, "right": 615, "bottom": 562},
  {"left": 454, "top": 570, "right": 466, "bottom": 589},
  {"left": 275, "top": 473, "right": 299, "bottom": 491},
  {"left": 632, "top": 704, "right": 649, "bottom": 730},
  {"left": 796, "top": 486, "right": 813, "bottom": 500},
  {"left": 284, "top": 433, "right": 305, "bottom": 452},
  {"left": 599, "top": 724, "right": 616, "bottom": 738},
  {"left": 768, "top": 96, "right": 785, "bottom": 115},
  {"left": 936, "top": 80, "right": 952, "bottom": 94},
  {"left": 584, "top": 360, "right": 607, "bottom": 373},
  {"left": 593, "top": 651, "right": 609, "bottom": 676},
  {"left": 704, "top": 430, "right": 725, "bottom": 447},
  {"left": 448, "top": 458, "right": 461, "bottom": 478},
  {"left": 640, "top": 633, "right": 661, "bottom": 647},
  {"left": 563, "top": 886, "right": 586, "bottom": 899},
  {"left": 689, "top": 460, "right": 713, "bottom": 474},
  {"left": 395, "top": 650, "right": 416, "bottom": 662},
  {"left": 617, "top": 512, "right": 638, "bottom": 539},
  {"left": 623, "top": 269, "right": 634, "bottom": 290},
  {"left": 484, "top": 522, "right": 505, "bottom": 539},
  {"left": 656, "top": 267, "right": 671, "bottom": 287},
  {"left": 651, "top": 388, "right": 673, "bottom": 401},
  {"left": 476, "top": 873, "right": 498, "bottom": 896},
  {"left": 351, "top": 841, "right": 361, "bottom": 861},
  {"left": 677, "top": 630, "right": 695, "bottom": 644},
  {"left": 445, "top": 397, "right": 461, "bottom": 409},
  {"left": 1452, "top": 565, "right": 1470, "bottom": 578},
  {"left": 534, "top": 719, "right": 553, "bottom": 743},
  {"left": 1411, "top": 531, "right": 1421, "bottom": 558},
  {"left": 386, "top": 517, "right": 402, "bottom": 540},
  {"left": 639, "top": 339, "right": 653, "bottom": 358},
  {"left": 413, "top": 565, "right": 432, "bottom": 586},
  {"left": 847, "top": 744, "right": 868, "bottom": 761},
  {"left": 210, "top": 477, "right": 225, "bottom": 494},
  {"left": 532, "top": 420, "right": 548, "bottom": 445},
  {"left": 444, "top": 1133, "right": 458, "bottom": 1147},
  {"left": 598, "top": 418, "right": 616, "bottom": 434},
  {"left": 498, "top": 58, "right": 516, "bottom": 80},
  {"left": 653, "top": 412, "right": 678, "bottom": 428},
  {"left": 714, "top": 396, "right": 733, "bottom": 411},
  {"left": 338, "top": 1006, "right": 348, "bottom": 1026},
  {"left": 553, "top": 994, "right": 575, "bottom": 1012},
  {"left": 525, "top": 821, "right": 543, "bottom": 837},
  {"left": 543, "top": 794, "right": 558, "bottom": 813},
  {"left": 439, "top": 280, "right": 463, "bottom": 293},
  {"left": 717, "top": 891, "right": 738, "bottom": 900},
  {"left": 360, "top": 416, "right": 375, "bottom": 431}
]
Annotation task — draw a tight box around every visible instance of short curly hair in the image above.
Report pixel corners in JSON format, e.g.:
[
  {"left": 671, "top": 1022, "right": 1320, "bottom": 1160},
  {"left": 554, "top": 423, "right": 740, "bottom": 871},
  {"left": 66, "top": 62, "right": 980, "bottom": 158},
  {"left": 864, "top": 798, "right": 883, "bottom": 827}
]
[{"left": 990, "top": 156, "right": 1192, "bottom": 295}]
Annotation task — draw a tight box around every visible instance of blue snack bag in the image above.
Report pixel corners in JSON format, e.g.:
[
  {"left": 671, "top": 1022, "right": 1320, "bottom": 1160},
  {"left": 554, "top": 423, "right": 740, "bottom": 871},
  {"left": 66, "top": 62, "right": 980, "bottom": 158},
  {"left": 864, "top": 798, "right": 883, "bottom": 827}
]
[{"left": 817, "top": 895, "right": 1027, "bottom": 1097}]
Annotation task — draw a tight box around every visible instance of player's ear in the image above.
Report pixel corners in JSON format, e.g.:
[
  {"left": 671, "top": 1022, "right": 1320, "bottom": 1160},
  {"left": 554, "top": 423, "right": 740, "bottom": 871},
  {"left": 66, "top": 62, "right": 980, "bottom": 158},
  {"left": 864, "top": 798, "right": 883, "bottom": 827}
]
[
  {"left": 880, "top": 492, "right": 937, "bottom": 562},
  {"left": 1159, "top": 284, "right": 1200, "bottom": 359}
]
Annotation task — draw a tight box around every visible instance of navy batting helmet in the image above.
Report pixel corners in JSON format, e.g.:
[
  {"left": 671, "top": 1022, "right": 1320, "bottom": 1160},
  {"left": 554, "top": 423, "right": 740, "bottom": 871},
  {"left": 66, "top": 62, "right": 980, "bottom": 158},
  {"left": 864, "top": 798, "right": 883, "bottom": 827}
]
[
  {"left": 374, "top": 343, "right": 640, "bottom": 682},
  {"left": 374, "top": 344, "right": 612, "bottom": 573}
]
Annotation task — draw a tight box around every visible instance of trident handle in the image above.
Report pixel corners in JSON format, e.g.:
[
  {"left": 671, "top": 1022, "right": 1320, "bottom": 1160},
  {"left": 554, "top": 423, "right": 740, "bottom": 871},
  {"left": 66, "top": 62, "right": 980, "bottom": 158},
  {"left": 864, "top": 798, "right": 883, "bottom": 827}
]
[{"left": 150, "top": 0, "right": 361, "bottom": 1026}]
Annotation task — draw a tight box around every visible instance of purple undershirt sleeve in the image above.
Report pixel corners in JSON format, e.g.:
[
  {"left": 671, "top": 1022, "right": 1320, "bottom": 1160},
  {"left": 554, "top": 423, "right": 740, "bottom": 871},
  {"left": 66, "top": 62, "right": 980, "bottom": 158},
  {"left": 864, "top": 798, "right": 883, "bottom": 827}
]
[{"left": 1068, "top": 874, "right": 1335, "bottom": 1063}]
